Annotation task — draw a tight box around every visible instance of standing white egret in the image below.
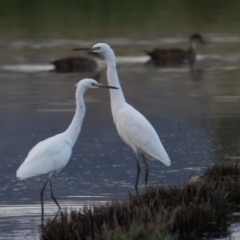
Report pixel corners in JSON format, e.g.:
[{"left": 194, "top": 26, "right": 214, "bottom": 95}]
[
  {"left": 74, "top": 44, "right": 171, "bottom": 192},
  {"left": 16, "top": 78, "right": 118, "bottom": 222}
]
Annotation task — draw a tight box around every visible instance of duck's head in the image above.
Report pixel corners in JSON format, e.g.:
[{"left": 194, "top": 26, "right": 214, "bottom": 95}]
[{"left": 189, "top": 33, "right": 206, "bottom": 47}]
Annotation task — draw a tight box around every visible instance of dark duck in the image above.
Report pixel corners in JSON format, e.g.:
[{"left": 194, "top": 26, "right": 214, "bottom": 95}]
[
  {"left": 52, "top": 56, "right": 97, "bottom": 73},
  {"left": 146, "top": 33, "right": 206, "bottom": 67}
]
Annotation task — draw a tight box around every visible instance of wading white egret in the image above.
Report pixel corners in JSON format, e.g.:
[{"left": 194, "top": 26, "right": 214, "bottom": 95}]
[
  {"left": 74, "top": 44, "right": 171, "bottom": 192},
  {"left": 16, "top": 78, "right": 118, "bottom": 222}
]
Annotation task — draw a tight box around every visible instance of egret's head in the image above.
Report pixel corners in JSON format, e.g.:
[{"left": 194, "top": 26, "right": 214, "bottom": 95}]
[
  {"left": 76, "top": 78, "right": 118, "bottom": 91},
  {"left": 90, "top": 43, "right": 111, "bottom": 54},
  {"left": 73, "top": 43, "right": 113, "bottom": 59}
]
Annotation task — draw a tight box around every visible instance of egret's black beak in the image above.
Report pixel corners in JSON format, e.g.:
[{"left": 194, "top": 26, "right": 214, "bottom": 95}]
[
  {"left": 101, "top": 85, "right": 119, "bottom": 89},
  {"left": 73, "top": 47, "right": 93, "bottom": 51},
  {"left": 92, "top": 83, "right": 118, "bottom": 89}
]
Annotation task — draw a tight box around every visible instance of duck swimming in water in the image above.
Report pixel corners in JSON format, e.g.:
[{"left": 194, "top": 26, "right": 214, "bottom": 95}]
[
  {"left": 146, "top": 33, "right": 206, "bottom": 67},
  {"left": 52, "top": 56, "right": 97, "bottom": 73}
]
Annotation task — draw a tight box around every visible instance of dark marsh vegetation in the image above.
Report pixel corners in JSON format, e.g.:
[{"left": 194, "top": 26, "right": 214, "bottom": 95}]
[{"left": 39, "top": 162, "right": 240, "bottom": 240}]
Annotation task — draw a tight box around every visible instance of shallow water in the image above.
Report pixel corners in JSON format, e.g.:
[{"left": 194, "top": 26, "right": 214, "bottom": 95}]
[
  {"left": 1, "top": 1, "right": 240, "bottom": 239},
  {"left": 1, "top": 43, "right": 240, "bottom": 238}
]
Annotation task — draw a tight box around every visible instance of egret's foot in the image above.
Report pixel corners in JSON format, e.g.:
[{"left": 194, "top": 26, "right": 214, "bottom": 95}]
[
  {"left": 141, "top": 154, "right": 149, "bottom": 187},
  {"left": 53, "top": 209, "right": 62, "bottom": 221},
  {"left": 135, "top": 185, "right": 139, "bottom": 196},
  {"left": 49, "top": 178, "right": 61, "bottom": 210},
  {"left": 134, "top": 157, "right": 141, "bottom": 194},
  {"left": 144, "top": 168, "right": 149, "bottom": 187}
]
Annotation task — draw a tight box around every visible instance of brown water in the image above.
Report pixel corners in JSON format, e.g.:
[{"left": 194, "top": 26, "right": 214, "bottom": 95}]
[{"left": 1, "top": 1, "right": 240, "bottom": 239}]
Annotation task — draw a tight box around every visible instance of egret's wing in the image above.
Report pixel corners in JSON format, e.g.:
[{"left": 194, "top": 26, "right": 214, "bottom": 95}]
[
  {"left": 116, "top": 104, "right": 171, "bottom": 166},
  {"left": 25, "top": 134, "right": 69, "bottom": 162},
  {"left": 17, "top": 133, "right": 72, "bottom": 179},
  {"left": 116, "top": 105, "right": 149, "bottom": 148}
]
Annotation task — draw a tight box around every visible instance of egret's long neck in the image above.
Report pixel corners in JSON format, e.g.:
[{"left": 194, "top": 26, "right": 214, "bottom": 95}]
[
  {"left": 65, "top": 87, "right": 86, "bottom": 147},
  {"left": 105, "top": 49, "right": 126, "bottom": 123}
]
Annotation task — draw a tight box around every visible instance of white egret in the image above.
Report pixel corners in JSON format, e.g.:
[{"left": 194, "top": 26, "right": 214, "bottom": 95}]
[
  {"left": 16, "top": 78, "right": 118, "bottom": 222},
  {"left": 74, "top": 44, "right": 171, "bottom": 192}
]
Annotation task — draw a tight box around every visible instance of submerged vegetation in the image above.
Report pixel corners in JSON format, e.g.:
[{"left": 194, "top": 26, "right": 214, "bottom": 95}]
[{"left": 40, "top": 162, "right": 240, "bottom": 240}]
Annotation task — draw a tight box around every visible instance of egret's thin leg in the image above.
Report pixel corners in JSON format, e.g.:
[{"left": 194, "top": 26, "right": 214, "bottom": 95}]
[
  {"left": 141, "top": 154, "right": 149, "bottom": 187},
  {"left": 135, "top": 157, "right": 141, "bottom": 194},
  {"left": 49, "top": 178, "right": 61, "bottom": 210},
  {"left": 40, "top": 178, "right": 49, "bottom": 223}
]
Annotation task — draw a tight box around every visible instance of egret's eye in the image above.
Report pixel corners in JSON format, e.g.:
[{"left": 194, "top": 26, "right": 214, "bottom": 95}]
[{"left": 93, "top": 46, "right": 101, "bottom": 51}]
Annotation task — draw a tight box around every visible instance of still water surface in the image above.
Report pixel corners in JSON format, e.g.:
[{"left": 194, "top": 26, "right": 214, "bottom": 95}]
[{"left": 1, "top": 1, "right": 240, "bottom": 239}]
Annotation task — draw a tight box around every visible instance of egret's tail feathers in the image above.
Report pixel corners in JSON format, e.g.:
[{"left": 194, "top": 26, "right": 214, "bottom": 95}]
[
  {"left": 140, "top": 146, "right": 171, "bottom": 167},
  {"left": 162, "top": 155, "right": 171, "bottom": 167},
  {"left": 154, "top": 151, "right": 171, "bottom": 167},
  {"left": 154, "top": 143, "right": 171, "bottom": 167},
  {"left": 16, "top": 164, "right": 39, "bottom": 179},
  {"left": 16, "top": 167, "right": 30, "bottom": 179}
]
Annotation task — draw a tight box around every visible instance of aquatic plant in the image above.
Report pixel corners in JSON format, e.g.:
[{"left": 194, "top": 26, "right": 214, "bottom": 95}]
[
  {"left": 40, "top": 163, "right": 240, "bottom": 240},
  {"left": 203, "top": 162, "right": 240, "bottom": 203}
]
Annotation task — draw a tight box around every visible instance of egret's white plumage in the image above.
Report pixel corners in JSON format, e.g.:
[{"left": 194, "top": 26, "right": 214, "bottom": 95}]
[
  {"left": 17, "top": 134, "right": 72, "bottom": 179},
  {"left": 116, "top": 104, "right": 170, "bottom": 166},
  {"left": 16, "top": 78, "right": 118, "bottom": 222},
  {"left": 74, "top": 43, "right": 171, "bottom": 191}
]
